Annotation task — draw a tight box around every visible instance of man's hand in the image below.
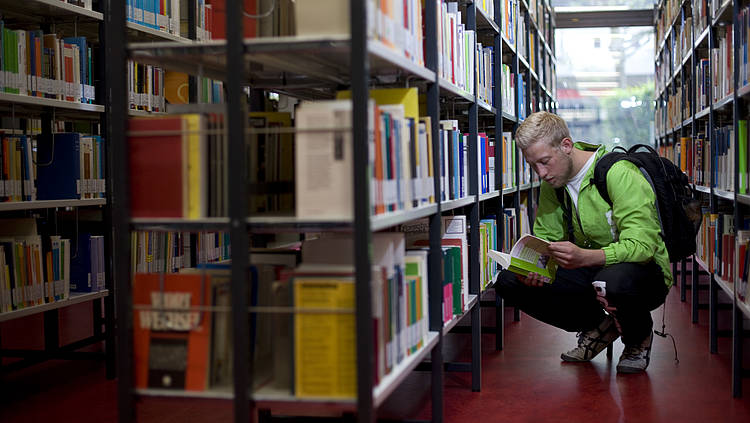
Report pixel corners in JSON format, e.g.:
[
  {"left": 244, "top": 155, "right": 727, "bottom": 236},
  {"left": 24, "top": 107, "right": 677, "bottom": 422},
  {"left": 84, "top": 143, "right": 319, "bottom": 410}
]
[
  {"left": 547, "top": 241, "right": 605, "bottom": 269},
  {"left": 519, "top": 271, "right": 550, "bottom": 287}
]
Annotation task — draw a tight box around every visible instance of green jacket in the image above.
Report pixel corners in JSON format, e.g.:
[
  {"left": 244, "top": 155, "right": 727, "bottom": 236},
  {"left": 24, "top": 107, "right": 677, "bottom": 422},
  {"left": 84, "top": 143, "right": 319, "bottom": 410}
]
[{"left": 534, "top": 142, "right": 672, "bottom": 287}]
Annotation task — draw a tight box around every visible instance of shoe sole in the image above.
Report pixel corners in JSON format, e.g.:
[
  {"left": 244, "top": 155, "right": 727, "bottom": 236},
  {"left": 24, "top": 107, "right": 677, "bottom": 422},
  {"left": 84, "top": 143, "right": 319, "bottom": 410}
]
[
  {"left": 616, "top": 364, "right": 647, "bottom": 374},
  {"left": 560, "top": 353, "right": 593, "bottom": 362}
]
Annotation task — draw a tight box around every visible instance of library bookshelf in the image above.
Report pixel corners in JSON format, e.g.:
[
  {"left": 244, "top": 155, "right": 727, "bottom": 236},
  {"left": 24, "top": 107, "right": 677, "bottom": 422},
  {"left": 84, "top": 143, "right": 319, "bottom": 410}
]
[
  {"left": 654, "top": 0, "right": 750, "bottom": 397},
  {"left": 109, "top": 1, "right": 556, "bottom": 422},
  {"left": 0, "top": 0, "right": 117, "bottom": 378}
]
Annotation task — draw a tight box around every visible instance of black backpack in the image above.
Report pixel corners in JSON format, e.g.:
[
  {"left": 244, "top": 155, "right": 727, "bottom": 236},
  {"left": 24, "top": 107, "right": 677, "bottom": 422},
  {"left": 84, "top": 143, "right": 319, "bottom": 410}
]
[{"left": 589, "top": 144, "right": 703, "bottom": 263}]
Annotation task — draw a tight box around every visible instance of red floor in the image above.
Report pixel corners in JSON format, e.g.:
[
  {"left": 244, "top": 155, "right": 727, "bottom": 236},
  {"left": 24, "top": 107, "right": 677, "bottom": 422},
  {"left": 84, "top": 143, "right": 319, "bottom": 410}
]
[{"left": 2, "top": 277, "right": 750, "bottom": 422}]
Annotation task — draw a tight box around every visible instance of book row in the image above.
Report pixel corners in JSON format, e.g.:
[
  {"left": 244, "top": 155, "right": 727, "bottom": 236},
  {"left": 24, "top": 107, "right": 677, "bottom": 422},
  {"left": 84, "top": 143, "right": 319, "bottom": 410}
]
[
  {"left": 129, "top": 92, "right": 537, "bottom": 220},
  {"left": 436, "top": 1, "right": 495, "bottom": 105},
  {"left": 130, "top": 210, "right": 505, "bottom": 396},
  {"left": 0, "top": 218, "right": 105, "bottom": 314},
  {"left": 126, "top": 0, "right": 184, "bottom": 38},
  {"left": 130, "top": 230, "right": 231, "bottom": 274},
  {"left": 656, "top": 2, "right": 738, "bottom": 109},
  {"left": 437, "top": 120, "right": 495, "bottom": 200},
  {"left": 128, "top": 113, "right": 227, "bottom": 218},
  {"left": 500, "top": 64, "right": 516, "bottom": 117},
  {"left": 0, "top": 133, "right": 103, "bottom": 203},
  {"left": 736, "top": 232, "right": 750, "bottom": 304},
  {"left": 695, "top": 211, "right": 750, "bottom": 305},
  {"left": 666, "top": 121, "right": 749, "bottom": 193},
  {"left": 36, "top": 133, "right": 106, "bottom": 201},
  {"left": 501, "top": 0, "right": 516, "bottom": 45},
  {"left": 128, "top": 61, "right": 166, "bottom": 113},
  {"left": 0, "top": 24, "right": 94, "bottom": 104}
]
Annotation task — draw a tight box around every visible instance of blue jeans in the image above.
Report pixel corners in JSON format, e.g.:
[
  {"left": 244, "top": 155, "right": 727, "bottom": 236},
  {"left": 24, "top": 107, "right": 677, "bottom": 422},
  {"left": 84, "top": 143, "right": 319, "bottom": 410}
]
[{"left": 496, "top": 262, "right": 669, "bottom": 345}]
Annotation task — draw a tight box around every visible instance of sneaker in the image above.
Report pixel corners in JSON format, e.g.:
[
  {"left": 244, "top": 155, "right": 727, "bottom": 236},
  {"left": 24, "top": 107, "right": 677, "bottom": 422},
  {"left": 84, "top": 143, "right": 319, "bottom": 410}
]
[
  {"left": 616, "top": 331, "right": 654, "bottom": 373},
  {"left": 561, "top": 315, "right": 620, "bottom": 362}
]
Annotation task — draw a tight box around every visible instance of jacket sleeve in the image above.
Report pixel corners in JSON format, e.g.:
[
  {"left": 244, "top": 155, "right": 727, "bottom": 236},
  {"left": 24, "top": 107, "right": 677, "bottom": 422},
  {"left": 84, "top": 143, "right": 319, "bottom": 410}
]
[
  {"left": 601, "top": 160, "right": 663, "bottom": 265},
  {"left": 532, "top": 182, "right": 566, "bottom": 243}
]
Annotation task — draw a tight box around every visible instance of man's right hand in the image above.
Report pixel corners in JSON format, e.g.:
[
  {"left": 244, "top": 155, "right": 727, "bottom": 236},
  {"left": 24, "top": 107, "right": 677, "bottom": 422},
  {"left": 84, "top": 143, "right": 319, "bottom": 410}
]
[{"left": 519, "top": 272, "right": 549, "bottom": 287}]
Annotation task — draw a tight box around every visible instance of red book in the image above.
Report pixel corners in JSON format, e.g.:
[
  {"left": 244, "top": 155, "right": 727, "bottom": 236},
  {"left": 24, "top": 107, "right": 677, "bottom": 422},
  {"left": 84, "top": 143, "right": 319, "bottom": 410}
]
[
  {"left": 133, "top": 273, "right": 213, "bottom": 391},
  {"left": 207, "top": 0, "right": 259, "bottom": 39},
  {"left": 128, "top": 117, "right": 185, "bottom": 217}
]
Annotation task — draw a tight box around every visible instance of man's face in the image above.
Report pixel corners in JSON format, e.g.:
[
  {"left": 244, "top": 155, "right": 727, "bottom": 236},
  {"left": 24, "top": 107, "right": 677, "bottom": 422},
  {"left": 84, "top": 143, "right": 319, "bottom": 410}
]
[{"left": 522, "top": 139, "right": 574, "bottom": 189}]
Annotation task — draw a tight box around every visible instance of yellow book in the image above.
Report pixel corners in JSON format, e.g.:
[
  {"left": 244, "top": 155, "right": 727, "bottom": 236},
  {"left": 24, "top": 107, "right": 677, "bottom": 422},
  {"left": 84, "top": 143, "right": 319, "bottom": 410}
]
[
  {"left": 164, "top": 71, "right": 189, "bottom": 104},
  {"left": 680, "top": 137, "right": 689, "bottom": 172},
  {"left": 293, "top": 276, "right": 355, "bottom": 398},
  {"left": 337, "top": 87, "right": 419, "bottom": 124},
  {"left": 183, "top": 114, "right": 207, "bottom": 219}
]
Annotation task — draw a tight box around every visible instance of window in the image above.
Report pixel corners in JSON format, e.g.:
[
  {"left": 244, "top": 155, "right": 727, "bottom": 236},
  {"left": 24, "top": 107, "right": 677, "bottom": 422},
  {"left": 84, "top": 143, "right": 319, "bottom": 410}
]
[{"left": 555, "top": 26, "right": 654, "bottom": 149}]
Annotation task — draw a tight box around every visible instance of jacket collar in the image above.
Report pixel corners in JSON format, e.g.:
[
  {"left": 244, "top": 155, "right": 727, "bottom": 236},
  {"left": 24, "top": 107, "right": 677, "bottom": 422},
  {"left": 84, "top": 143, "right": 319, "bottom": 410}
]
[{"left": 572, "top": 142, "right": 607, "bottom": 190}]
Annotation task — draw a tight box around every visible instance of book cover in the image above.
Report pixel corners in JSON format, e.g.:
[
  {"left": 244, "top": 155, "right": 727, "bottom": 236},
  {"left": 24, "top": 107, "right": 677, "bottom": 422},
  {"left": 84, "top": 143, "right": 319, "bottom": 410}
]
[
  {"left": 293, "top": 276, "right": 356, "bottom": 398},
  {"left": 295, "top": 100, "right": 354, "bottom": 219},
  {"left": 488, "top": 234, "right": 558, "bottom": 282},
  {"left": 36, "top": 133, "right": 81, "bottom": 200},
  {"left": 70, "top": 232, "right": 94, "bottom": 292},
  {"left": 127, "top": 117, "right": 185, "bottom": 218},
  {"left": 133, "top": 272, "right": 213, "bottom": 391}
]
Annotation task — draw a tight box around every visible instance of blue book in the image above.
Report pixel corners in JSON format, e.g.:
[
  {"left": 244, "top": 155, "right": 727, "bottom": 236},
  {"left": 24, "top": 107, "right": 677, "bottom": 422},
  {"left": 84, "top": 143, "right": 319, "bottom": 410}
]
[
  {"left": 37, "top": 133, "right": 81, "bottom": 200},
  {"left": 212, "top": 81, "right": 222, "bottom": 103},
  {"left": 70, "top": 233, "right": 93, "bottom": 293},
  {"left": 394, "top": 119, "right": 403, "bottom": 209},
  {"left": 453, "top": 131, "right": 463, "bottom": 199},
  {"left": 480, "top": 135, "right": 486, "bottom": 194},
  {"left": 440, "top": 130, "right": 446, "bottom": 201},
  {"left": 458, "top": 133, "right": 464, "bottom": 197}
]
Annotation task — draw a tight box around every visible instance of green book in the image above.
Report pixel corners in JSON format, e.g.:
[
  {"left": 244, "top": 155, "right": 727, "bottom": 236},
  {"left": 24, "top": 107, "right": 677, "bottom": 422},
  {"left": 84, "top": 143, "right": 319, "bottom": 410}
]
[
  {"left": 739, "top": 120, "right": 747, "bottom": 194},
  {"left": 441, "top": 247, "right": 453, "bottom": 322},
  {"left": 488, "top": 234, "right": 558, "bottom": 282},
  {"left": 448, "top": 247, "right": 462, "bottom": 315}
]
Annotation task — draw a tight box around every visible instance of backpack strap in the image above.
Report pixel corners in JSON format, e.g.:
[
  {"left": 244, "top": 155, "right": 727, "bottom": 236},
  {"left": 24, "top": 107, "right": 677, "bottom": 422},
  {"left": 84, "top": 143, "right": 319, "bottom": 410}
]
[
  {"left": 555, "top": 188, "right": 574, "bottom": 243},
  {"left": 591, "top": 151, "right": 633, "bottom": 207}
]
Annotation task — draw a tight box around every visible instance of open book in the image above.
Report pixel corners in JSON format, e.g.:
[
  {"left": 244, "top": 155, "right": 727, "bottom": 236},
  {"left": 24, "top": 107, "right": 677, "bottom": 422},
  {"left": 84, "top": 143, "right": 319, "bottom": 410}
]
[{"left": 488, "top": 234, "right": 558, "bottom": 282}]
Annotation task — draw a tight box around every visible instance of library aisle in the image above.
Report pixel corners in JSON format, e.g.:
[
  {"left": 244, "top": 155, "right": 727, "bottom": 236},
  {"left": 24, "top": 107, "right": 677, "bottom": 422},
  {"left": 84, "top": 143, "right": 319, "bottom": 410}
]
[{"left": 2, "top": 272, "right": 750, "bottom": 422}]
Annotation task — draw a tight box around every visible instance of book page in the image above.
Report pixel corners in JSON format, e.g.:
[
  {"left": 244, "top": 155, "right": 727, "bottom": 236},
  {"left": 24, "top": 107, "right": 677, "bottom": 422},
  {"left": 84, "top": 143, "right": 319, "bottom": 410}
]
[
  {"left": 509, "top": 234, "right": 557, "bottom": 280},
  {"left": 510, "top": 235, "right": 551, "bottom": 266},
  {"left": 487, "top": 249, "right": 511, "bottom": 269}
]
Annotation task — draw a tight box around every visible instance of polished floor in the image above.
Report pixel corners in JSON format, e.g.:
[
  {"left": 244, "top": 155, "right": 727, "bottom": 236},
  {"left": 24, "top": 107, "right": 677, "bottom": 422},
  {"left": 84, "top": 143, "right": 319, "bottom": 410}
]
[{"left": 2, "top": 272, "right": 750, "bottom": 422}]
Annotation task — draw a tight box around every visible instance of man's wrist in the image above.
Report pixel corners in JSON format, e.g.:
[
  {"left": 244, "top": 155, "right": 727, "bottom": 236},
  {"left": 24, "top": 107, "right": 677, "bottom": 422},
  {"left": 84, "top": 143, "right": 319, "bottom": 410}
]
[{"left": 585, "top": 248, "right": 606, "bottom": 267}]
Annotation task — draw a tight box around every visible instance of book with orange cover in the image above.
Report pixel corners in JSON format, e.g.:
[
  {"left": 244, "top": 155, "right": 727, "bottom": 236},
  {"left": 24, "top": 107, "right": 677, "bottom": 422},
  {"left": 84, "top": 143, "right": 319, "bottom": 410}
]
[{"left": 132, "top": 273, "right": 213, "bottom": 391}]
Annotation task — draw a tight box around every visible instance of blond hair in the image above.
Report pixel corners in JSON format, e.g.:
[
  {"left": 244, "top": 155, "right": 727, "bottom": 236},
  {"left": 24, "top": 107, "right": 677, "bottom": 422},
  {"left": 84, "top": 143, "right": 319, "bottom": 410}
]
[{"left": 514, "top": 111, "right": 571, "bottom": 150}]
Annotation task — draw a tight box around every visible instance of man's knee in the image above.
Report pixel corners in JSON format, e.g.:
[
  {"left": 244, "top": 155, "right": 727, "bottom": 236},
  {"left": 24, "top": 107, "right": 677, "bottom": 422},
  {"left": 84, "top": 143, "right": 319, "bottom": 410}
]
[{"left": 495, "top": 270, "right": 525, "bottom": 298}]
